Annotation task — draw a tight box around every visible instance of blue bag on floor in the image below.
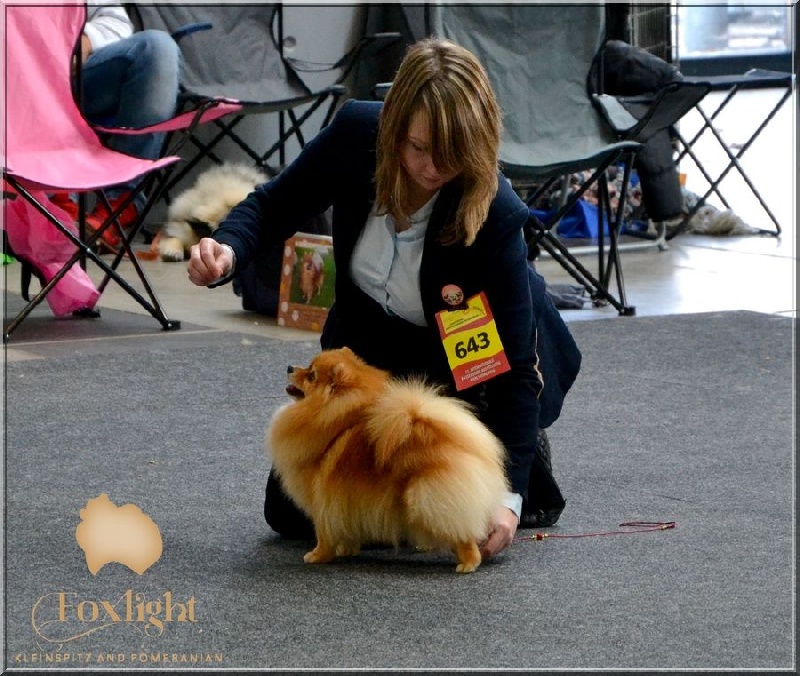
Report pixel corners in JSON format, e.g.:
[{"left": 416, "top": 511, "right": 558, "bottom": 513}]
[{"left": 531, "top": 199, "right": 609, "bottom": 239}]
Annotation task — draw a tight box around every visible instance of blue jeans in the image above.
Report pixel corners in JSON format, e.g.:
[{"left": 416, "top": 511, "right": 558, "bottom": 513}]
[{"left": 79, "top": 30, "right": 182, "bottom": 208}]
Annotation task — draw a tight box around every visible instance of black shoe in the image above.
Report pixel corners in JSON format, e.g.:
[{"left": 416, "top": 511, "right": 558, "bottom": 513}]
[
  {"left": 519, "top": 504, "right": 564, "bottom": 529},
  {"left": 519, "top": 428, "right": 565, "bottom": 529}
]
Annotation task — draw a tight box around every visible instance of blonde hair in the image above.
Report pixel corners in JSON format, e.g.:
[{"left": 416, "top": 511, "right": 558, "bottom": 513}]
[{"left": 375, "top": 38, "right": 502, "bottom": 246}]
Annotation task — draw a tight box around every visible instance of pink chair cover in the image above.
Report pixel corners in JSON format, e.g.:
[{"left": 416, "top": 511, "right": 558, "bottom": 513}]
[
  {"left": 4, "top": 190, "right": 100, "bottom": 317},
  {"left": 2, "top": 4, "right": 242, "bottom": 191},
  {"left": 1, "top": 4, "right": 242, "bottom": 321},
  {"left": 93, "top": 100, "right": 243, "bottom": 135},
  {"left": 3, "top": 4, "right": 179, "bottom": 191}
]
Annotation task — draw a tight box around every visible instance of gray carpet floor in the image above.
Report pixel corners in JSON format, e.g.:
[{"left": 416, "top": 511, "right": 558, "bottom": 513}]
[{"left": 3, "top": 309, "right": 794, "bottom": 671}]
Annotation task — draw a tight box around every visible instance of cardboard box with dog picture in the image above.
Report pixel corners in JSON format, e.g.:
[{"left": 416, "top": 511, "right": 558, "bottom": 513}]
[{"left": 277, "top": 233, "right": 335, "bottom": 332}]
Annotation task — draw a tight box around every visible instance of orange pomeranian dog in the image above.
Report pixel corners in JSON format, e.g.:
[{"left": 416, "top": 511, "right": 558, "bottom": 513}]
[{"left": 267, "top": 347, "right": 509, "bottom": 573}]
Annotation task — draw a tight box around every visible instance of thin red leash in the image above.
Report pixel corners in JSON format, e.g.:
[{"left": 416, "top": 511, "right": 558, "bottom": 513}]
[{"left": 514, "top": 520, "right": 676, "bottom": 542}]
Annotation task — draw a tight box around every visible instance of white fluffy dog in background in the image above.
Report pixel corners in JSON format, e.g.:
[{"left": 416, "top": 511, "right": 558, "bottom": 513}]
[{"left": 158, "top": 163, "right": 268, "bottom": 262}]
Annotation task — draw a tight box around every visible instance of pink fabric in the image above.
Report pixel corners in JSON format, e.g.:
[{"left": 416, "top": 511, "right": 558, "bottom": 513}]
[
  {"left": 0, "top": 0, "right": 241, "bottom": 316},
  {"left": 3, "top": 191, "right": 100, "bottom": 317},
  {"left": 34, "top": 261, "right": 102, "bottom": 317},
  {"left": 1, "top": 4, "right": 242, "bottom": 318},
  {"left": 2, "top": 4, "right": 244, "bottom": 189},
  {"left": 3, "top": 4, "right": 179, "bottom": 191},
  {"left": 5, "top": 5, "right": 180, "bottom": 191},
  {"left": 93, "top": 100, "right": 244, "bottom": 135},
  {"left": 2, "top": 4, "right": 242, "bottom": 191}
]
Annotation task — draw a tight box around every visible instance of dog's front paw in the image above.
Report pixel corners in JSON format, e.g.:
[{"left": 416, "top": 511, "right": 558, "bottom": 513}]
[
  {"left": 158, "top": 236, "right": 187, "bottom": 262},
  {"left": 455, "top": 561, "right": 480, "bottom": 574},
  {"left": 303, "top": 545, "right": 335, "bottom": 564}
]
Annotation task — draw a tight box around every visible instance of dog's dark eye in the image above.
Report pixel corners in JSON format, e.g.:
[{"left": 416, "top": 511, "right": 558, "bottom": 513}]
[{"left": 307, "top": 371, "right": 316, "bottom": 382}]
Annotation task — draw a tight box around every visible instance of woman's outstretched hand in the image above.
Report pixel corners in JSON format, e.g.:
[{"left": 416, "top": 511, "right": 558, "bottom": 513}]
[{"left": 187, "top": 237, "right": 233, "bottom": 286}]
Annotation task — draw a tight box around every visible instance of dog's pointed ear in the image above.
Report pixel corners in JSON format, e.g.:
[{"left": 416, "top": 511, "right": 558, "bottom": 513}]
[{"left": 330, "top": 362, "right": 352, "bottom": 389}]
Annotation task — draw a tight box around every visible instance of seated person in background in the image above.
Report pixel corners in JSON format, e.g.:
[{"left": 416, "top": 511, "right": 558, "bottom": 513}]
[{"left": 52, "top": 3, "right": 182, "bottom": 250}]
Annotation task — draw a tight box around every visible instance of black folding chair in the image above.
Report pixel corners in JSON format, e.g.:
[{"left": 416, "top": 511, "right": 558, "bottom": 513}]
[
  {"left": 674, "top": 69, "right": 794, "bottom": 236},
  {"left": 132, "top": 5, "right": 400, "bottom": 197},
  {"left": 429, "top": 4, "right": 710, "bottom": 315}
]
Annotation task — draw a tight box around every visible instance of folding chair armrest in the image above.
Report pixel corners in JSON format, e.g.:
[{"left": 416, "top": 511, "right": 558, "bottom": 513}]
[
  {"left": 372, "top": 82, "right": 392, "bottom": 101},
  {"left": 621, "top": 81, "right": 712, "bottom": 143},
  {"left": 369, "top": 32, "right": 404, "bottom": 41},
  {"left": 592, "top": 93, "right": 639, "bottom": 136},
  {"left": 355, "top": 31, "right": 404, "bottom": 56},
  {"left": 685, "top": 69, "right": 793, "bottom": 92},
  {"left": 594, "top": 80, "right": 712, "bottom": 144}
]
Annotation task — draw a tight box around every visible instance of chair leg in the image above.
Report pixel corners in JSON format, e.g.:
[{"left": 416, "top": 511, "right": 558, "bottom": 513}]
[
  {"left": 160, "top": 116, "right": 244, "bottom": 197},
  {"left": 674, "top": 84, "right": 790, "bottom": 237},
  {"left": 3, "top": 260, "right": 102, "bottom": 342},
  {"left": 257, "top": 91, "right": 345, "bottom": 170},
  {"left": 20, "top": 259, "right": 36, "bottom": 302},
  {"left": 525, "top": 160, "right": 637, "bottom": 316},
  {"left": 4, "top": 180, "right": 181, "bottom": 338},
  {"left": 17, "top": 255, "right": 100, "bottom": 318},
  {"left": 605, "top": 173, "right": 632, "bottom": 312},
  {"left": 598, "top": 158, "right": 634, "bottom": 300},
  {"left": 530, "top": 224, "right": 635, "bottom": 316},
  {"left": 693, "top": 93, "right": 788, "bottom": 236},
  {"left": 94, "top": 177, "right": 182, "bottom": 332}
]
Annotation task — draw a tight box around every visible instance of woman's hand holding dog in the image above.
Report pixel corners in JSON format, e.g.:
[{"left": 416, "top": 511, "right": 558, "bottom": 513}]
[
  {"left": 480, "top": 506, "right": 518, "bottom": 559},
  {"left": 187, "top": 237, "right": 234, "bottom": 286}
]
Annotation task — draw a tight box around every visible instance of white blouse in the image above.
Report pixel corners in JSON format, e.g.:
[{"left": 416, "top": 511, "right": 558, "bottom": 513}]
[{"left": 350, "top": 194, "right": 438, "bottom": 327}]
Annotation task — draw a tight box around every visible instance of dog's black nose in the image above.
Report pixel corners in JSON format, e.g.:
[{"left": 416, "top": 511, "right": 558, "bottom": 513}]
[{"left": 287, "top": 365, "right": 294, "bottom": 374}]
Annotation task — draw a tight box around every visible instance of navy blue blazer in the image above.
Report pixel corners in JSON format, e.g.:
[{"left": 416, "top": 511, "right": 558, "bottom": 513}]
[{"left": 214, "top": 100, "right": 581, "bottom": 497}]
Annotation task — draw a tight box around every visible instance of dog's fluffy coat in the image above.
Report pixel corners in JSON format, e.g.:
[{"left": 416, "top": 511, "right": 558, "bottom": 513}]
[
  {"left": 158, "top": 163, "right": 267, "bottom": 261},
  {"left": 267, "top": 347, "right": 509, "bottom": 573}
]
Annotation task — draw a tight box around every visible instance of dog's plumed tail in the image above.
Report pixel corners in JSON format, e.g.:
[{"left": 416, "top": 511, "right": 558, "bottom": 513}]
[{"left": 367, "top": 380, "right": 509, "bottom": 543}]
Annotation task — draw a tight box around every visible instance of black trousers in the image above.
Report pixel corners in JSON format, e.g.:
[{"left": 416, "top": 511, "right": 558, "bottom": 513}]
[
  {"left": 264, "top": 469, "right": 316, "bottom": 539},
  {"left": 263, "top": 430, "right": 565, "bottom": 539}
]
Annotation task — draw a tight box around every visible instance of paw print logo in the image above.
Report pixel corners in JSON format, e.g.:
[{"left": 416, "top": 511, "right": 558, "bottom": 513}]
[{"left": 74, "top": 494, "right": 163, "bottom": 575}]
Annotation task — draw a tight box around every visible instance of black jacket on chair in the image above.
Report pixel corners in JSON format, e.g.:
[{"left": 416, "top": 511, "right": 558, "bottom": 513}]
[{"left": 214, "top": 99, "right": 582, "bottom": 499}]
